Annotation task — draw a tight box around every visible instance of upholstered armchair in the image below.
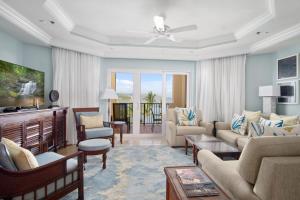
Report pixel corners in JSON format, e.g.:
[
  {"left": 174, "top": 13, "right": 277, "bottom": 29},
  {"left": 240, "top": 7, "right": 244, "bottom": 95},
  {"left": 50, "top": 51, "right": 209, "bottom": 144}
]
[
  {"left": 73, "top": 107, "right": 115, "bottom": 147},
  {"left": 0, "top": 138, "right": 84, "bottom": 200},
  {"left": 165, "top": 108, "right": 214, "bottom": 147}
]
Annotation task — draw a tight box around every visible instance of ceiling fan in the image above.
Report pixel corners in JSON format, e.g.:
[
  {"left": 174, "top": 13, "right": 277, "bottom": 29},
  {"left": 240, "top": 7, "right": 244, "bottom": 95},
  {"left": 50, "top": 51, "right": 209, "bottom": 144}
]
[{"left": 128, "top": 16, "right": 198, "bottom": 45}]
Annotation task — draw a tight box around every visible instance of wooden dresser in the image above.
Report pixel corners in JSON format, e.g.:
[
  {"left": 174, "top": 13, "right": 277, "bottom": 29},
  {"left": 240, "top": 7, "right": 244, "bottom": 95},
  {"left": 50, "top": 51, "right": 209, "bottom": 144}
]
[{"left": 0, "top": 107, "right": 68, "bottom": 153}]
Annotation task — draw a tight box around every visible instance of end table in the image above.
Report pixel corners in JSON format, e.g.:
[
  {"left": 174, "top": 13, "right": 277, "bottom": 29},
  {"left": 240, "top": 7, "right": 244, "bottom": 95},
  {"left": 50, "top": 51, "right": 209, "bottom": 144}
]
[{"left": 110, "top": 121, "right": 126, "bottom": 144}]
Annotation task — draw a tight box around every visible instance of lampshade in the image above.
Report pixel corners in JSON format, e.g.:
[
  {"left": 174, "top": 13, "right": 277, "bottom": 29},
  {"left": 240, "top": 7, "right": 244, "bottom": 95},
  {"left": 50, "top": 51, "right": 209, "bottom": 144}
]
[
  {"left": 259, "top": 85, "right": 280, "bottom": 97},
  {"left": 100, "top": 88, "right": 118, "bottom": 100}
]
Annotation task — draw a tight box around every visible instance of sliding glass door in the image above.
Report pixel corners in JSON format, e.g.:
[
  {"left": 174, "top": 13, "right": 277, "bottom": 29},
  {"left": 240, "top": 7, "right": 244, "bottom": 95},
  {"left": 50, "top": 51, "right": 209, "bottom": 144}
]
[{"left": 109, "top": 71, "right": 189, "bottom": 135}]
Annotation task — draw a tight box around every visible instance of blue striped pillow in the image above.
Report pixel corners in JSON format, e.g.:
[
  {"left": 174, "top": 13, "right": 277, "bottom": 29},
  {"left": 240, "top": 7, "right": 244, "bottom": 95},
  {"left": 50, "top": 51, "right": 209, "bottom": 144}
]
[
  {"left": 231, "top": 114, "right": 246, "bottom": 135},
  {"left": 259, "top": 118, "right": 283, "bottom": 128}
]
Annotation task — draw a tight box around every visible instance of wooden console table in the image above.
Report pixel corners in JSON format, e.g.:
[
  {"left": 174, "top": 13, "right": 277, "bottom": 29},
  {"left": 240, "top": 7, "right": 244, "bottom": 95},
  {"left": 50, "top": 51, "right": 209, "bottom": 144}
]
[
  {"left": 0, "top": 107, "right": 68, "bottom": 153},
  {"left": 164, "top": 166, "right": 229, "bottom": 200}
]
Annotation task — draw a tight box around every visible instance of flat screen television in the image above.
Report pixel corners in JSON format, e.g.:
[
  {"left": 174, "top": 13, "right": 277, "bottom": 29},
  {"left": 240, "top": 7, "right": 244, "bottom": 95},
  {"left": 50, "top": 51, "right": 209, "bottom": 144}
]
[{"left": 0, "top": 60, "right": 44, "bottom": 107}]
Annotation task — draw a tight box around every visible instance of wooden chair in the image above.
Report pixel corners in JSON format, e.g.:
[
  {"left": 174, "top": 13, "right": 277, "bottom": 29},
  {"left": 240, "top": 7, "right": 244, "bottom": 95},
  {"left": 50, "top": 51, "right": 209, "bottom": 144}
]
[
  {"left": 0, "top": 140, "right": 84, "bottom": 200},
  {"left": 73, "top": 107, "right": 115, "bottom": 147}
]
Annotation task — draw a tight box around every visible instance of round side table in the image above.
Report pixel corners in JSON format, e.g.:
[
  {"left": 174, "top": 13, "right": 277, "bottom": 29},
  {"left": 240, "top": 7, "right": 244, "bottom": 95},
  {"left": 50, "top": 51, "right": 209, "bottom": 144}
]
[{"left": 110, "top": 121, "right": 126, "bottom": 144}]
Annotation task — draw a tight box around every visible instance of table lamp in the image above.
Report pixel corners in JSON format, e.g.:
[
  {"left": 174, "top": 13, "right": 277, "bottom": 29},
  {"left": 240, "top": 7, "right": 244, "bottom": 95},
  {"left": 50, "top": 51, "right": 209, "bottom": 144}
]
[
  {"left": 259, "top": 85, "right": 280, "bottom": 114},
  {"left": 100, "top": 88, "right": 118, "bottom": 122}
]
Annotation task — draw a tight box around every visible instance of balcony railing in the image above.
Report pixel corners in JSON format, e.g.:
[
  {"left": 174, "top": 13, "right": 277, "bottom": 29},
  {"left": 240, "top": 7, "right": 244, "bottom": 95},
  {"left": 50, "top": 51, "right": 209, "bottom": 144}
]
[{"left": 112, "top": 103, "right": 171, "bottom": 132}]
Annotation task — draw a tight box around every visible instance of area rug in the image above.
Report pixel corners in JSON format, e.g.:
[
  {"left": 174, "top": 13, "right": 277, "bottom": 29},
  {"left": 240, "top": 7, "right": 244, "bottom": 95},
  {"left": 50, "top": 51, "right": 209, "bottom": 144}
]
[{"left": 63, "top": 145, "right": 193, "bottom": 200}]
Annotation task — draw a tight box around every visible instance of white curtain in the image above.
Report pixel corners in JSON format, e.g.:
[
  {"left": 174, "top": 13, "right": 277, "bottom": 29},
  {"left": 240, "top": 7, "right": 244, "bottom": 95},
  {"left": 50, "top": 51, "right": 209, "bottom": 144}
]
[
  {"left": 196, "top": 55, "right": 246, "bottom": 123},
  {"left": 52, "top": 47, "right": 101, "bottom": 144}
]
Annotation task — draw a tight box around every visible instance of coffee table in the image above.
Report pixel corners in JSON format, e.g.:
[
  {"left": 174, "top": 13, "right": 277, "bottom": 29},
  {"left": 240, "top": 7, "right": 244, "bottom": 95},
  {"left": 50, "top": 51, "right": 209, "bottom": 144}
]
[
  {"left": 184, "top": 135, "right": 241, "bottom": 164},
  {"left": 164, "top": 166, "right": 230, "bottom": 200}
]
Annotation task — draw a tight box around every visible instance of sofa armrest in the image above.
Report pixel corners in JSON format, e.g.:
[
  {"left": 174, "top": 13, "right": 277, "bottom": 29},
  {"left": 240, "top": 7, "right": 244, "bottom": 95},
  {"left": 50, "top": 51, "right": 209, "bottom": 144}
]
[
  {"left": 197, "top": 149, "right": 222, "bottom": 168},
  {"left": 254, "top": 157, "right": 300, "bottom": 200},
  {"left": 165, "top": 121, "right": 177, "bottom": 146},
  {"left": 215, "top": 121, "right": 231, "bottom": 130},
  {"left": 199, "top": 121, "right": 214, "bottom": 135}
]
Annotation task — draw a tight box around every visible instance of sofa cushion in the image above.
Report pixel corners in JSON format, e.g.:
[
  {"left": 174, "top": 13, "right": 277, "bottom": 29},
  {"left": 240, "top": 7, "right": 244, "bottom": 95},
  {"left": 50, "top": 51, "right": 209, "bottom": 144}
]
[
  {"left": 270, "top": 113, "right": 299, "bottom": 127},
  {"left": 35, "top": 152, "right": 77, "bottom": 173},
  {"left": 176, "top": 126, "right": 206, "bottom": 136},
  {"left": 237, "top": 137, "right": 249, "bottom": 150},
  {"left": 80, "top": 114, "right": 103, "bottom": 129},
  {"left": 167, "top": 108, "right": 177, "bottom": 123},
  {"left": 0, "top": 142, "right": 18, "bottom": 171},
  {"left": 78, "top": 139, "right": 111, "bottom": 151},
  {"left": 1, "top": 138, "right": 39, "bottom": 170},
  {"left": 198, "top": 150, "right": 259, "bottom": 200},
  {"left": 216, "top": 130, "right": 244, "bottom": 145},
  {"left": 253, "top": 157, "right": 300, "bottom": 200},
  {"left": 85, "top": 127, "right": 113, "bottom": 139},
  {"left": 237, "top": 136, "right": 300, "bottom": 184}
]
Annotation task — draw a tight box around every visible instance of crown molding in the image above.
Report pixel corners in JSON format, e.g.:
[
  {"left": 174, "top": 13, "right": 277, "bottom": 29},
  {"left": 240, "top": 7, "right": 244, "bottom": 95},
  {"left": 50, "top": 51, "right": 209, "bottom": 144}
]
[
  {"left": 234, "top": 0, "right": 275, "bottom": 39},
  {"left": 0, "top": 0, "right": 51, "bottom": 44},
  {"left": 43, "top": 0, "right": 74, "bottom": 31},
  {"left": 250, "top": 23, "right": 300, "bottom": 52}
]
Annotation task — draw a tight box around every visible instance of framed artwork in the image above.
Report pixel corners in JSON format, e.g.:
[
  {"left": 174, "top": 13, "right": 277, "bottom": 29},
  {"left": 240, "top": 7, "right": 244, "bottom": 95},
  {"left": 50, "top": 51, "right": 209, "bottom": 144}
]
[
  {"left": 277, "top": 81, "right": 299, "bottom": 104},
  {"left": 277, "top": 55, "right": 298, "bottom": 80}
]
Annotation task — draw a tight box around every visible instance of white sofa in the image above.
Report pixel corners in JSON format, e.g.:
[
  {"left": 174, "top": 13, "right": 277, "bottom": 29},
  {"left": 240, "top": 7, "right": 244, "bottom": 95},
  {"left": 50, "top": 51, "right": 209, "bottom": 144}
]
[
  {"left": 198, "top": 136, "right": 300, "bottom": 200},
  {"left": 165, "top": 108, "right": 213, "bottom": 147}
]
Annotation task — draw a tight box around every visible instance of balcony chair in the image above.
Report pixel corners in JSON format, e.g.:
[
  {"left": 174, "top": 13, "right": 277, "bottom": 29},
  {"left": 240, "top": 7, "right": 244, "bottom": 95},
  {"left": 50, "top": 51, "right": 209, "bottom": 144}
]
[
  {"left": 150, "top": 107, "right": 162, "bottom": 132},
  {"left": 73, "top": 107, "right": 115, "bottom": 147},
  {"left": 0, "top": 138, "right": 84, "bottom": 200}
]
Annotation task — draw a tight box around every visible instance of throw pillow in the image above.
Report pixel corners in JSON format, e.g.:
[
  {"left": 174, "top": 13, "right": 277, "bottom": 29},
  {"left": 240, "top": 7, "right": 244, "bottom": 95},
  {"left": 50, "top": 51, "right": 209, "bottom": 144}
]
[
  {"left": 0, "top": 142, "right": 18, "bottom": 171},
  {"left": 80, "top": 114, "right": 104, "bottom": 129},
  {"left": 1, "top": 138, "right": 39, "bottom": 170},
  {"left": 231, "top": 114, "right": 247, "bottom": 135},
  {"left": 259, "top": 117, "right": 283, "bottom": 128},
  {"left": 249, "top": 122, "right": 266, "bottom": 137},
  {"left": 270, "top": 113, "right": 299, "bottom": 127},
  {"left": 264, "top": 125, "right": 300, "bottom": 136},
  {"left": 175, "top": 107, "right": 198, "bottom": 126},
  {"left": 242, "top": 110, "right": 262, "bottom": 135}
]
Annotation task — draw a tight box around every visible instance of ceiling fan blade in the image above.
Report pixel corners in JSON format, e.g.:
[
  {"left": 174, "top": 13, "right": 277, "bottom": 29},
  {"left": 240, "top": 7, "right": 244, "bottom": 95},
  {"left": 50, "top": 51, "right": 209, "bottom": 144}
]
[
  {"left": 144, "top": 36, "right": 159, "bottom": 45},
  {"left": 169, "top": 25, "right": 197, "bottom": 33},
  {"left": 127, "top": 30, "right": 154, "bottom": 35},
  {"left": 153, "top": 15, "right": 165, "bottom": 31}
]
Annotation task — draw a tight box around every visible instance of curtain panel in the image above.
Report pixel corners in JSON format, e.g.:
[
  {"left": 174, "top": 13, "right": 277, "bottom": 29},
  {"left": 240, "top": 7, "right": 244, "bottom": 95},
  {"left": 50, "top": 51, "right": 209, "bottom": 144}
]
[
  {"left": 52, "top": 47, "right": 101, "bottom": 144},
  {"left": 196, "top": 55, "right": 246, "bottom": 122}
]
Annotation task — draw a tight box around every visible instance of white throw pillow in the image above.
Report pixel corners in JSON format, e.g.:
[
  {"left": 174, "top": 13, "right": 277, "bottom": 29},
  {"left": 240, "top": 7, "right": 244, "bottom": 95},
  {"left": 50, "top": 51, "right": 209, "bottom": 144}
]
[{"left": 231, "top": 114, "right": 247, "bottom": 135}]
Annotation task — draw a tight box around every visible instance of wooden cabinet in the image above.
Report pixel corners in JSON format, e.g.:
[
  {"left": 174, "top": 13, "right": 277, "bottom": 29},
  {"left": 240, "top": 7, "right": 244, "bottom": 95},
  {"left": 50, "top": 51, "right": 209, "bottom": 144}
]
[{"left": 0, "top": 107, "right": 68, "bottom": 153}]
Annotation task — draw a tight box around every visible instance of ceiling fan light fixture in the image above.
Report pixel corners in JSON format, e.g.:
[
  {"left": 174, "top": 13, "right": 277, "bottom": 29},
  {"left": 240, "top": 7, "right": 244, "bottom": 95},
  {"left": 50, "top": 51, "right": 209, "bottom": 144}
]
[{"left": 153, "top": 15, "right": 165, "bottom": 31}]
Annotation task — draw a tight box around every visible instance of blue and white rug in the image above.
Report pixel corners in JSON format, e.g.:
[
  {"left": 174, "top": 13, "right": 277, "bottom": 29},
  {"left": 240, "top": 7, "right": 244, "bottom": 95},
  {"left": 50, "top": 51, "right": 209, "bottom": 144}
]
[{"left": 63, "top": 145, "right": 193, "bottom": 200}]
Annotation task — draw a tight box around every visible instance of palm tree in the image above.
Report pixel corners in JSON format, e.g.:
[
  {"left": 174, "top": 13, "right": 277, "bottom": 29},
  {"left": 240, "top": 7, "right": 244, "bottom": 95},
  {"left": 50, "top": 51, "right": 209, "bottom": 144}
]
[{"left": 143, "top": 91, "right": 156, "bottom": 116}]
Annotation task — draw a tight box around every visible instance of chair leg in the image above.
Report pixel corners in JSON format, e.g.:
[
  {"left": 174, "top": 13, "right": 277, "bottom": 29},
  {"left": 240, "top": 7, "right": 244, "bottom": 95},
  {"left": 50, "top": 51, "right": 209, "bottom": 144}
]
[
  {"left": 102, "top": 153, "right": 107, "bottom": 169},
  {"left": 111, "top": 135, "right": 115, "bottom": 148},
  {"left": 84, "top": 154, "right": 87, "bottom": 163}
]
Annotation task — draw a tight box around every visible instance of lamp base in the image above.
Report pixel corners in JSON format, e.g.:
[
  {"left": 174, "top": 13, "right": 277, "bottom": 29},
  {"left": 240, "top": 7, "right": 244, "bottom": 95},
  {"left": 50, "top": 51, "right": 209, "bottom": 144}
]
[{"left": 263, "top": 97, "right": 277, "bottom": 114}]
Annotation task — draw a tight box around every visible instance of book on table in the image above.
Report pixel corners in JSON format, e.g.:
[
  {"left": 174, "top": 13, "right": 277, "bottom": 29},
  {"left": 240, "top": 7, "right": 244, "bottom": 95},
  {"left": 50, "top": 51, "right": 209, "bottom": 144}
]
[{"left": 176, "top": 168, "right": 219, "bottom": 197}]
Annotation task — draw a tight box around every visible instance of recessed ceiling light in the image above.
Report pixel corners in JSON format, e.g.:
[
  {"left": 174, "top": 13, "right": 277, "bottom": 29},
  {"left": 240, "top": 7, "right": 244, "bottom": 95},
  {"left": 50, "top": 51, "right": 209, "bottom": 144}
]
[{"left": 256, "top": 31, "right": 269, "bottom": 35}]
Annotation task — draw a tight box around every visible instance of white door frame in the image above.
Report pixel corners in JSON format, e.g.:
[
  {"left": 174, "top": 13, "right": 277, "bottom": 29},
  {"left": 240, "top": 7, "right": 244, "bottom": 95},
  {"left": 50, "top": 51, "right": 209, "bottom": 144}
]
[{"left": 107, "top": 69, "right": 191, "bottom": 135}]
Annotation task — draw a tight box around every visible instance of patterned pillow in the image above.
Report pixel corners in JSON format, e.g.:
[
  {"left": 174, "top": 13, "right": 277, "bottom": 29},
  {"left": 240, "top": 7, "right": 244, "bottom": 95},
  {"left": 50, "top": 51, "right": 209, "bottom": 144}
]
[
  {"left": 242, "top": 110, "right": 261, "bottom": 135},
  {"left": 259, "top": 117, "right": 283, "bottom": 128},
  {"left": 270, "top": 113, "right": 299, "bottom": 127},
  {"left": 265, "top": 125, "right": 300, "bottom": 136},
  {"left": 249, "top": 123, "right": 300, "bottom": 137},
  {"left": 175, "top": 107, "right": 198, "bottom": 126},
  {"left": 231, "top": 114, "right": 247, "bottom": 135}
]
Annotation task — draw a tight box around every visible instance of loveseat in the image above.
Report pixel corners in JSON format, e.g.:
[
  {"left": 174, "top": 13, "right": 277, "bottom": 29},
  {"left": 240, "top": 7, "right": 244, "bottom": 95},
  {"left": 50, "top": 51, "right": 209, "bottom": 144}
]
[
  {"left": 166, "top": 108, "right": 213, "bottom": 147},
  {"left": 198, "top": 136, "right": 300, "bottom": 200}
]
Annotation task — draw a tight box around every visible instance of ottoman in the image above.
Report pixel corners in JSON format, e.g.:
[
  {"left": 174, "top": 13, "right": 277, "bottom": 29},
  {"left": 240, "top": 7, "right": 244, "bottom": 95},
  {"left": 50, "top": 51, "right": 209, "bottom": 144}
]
[{"left": 78, "top": 139, "right": 111, "bottom": 169}]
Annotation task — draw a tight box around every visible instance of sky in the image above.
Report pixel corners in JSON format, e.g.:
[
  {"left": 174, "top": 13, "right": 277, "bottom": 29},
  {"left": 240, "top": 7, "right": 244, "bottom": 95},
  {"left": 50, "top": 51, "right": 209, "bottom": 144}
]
[{"left": 115, "top": 72, "right": 173, "bottom": 101}]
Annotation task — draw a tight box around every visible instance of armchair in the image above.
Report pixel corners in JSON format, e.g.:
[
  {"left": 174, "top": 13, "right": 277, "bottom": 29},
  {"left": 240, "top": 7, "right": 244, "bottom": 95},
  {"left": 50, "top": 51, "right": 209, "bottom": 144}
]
[
  {"left": 165, "top": 108, "right": 213, "bottom": 147},
  {"left": 0, "top": 139, "right": 84, "bottom": 200},
  {"left": 73, "top": 107, "right": 114, "bottom": 147}
]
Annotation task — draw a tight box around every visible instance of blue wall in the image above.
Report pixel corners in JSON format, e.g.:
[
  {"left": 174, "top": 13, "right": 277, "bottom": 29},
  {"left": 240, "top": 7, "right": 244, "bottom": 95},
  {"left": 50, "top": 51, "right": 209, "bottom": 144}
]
[
  {"left": 0, "top": 29, "right": 52, "bottom": 106},
  {"left": 245, "top": 53, "right": 275, "bottom": 111}
]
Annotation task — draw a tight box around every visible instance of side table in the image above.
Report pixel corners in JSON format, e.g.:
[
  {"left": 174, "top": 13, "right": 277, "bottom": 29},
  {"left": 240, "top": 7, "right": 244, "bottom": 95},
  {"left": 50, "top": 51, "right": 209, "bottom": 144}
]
[{"left": 110, "top": 121, "right": 126, "bottom": 144}]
